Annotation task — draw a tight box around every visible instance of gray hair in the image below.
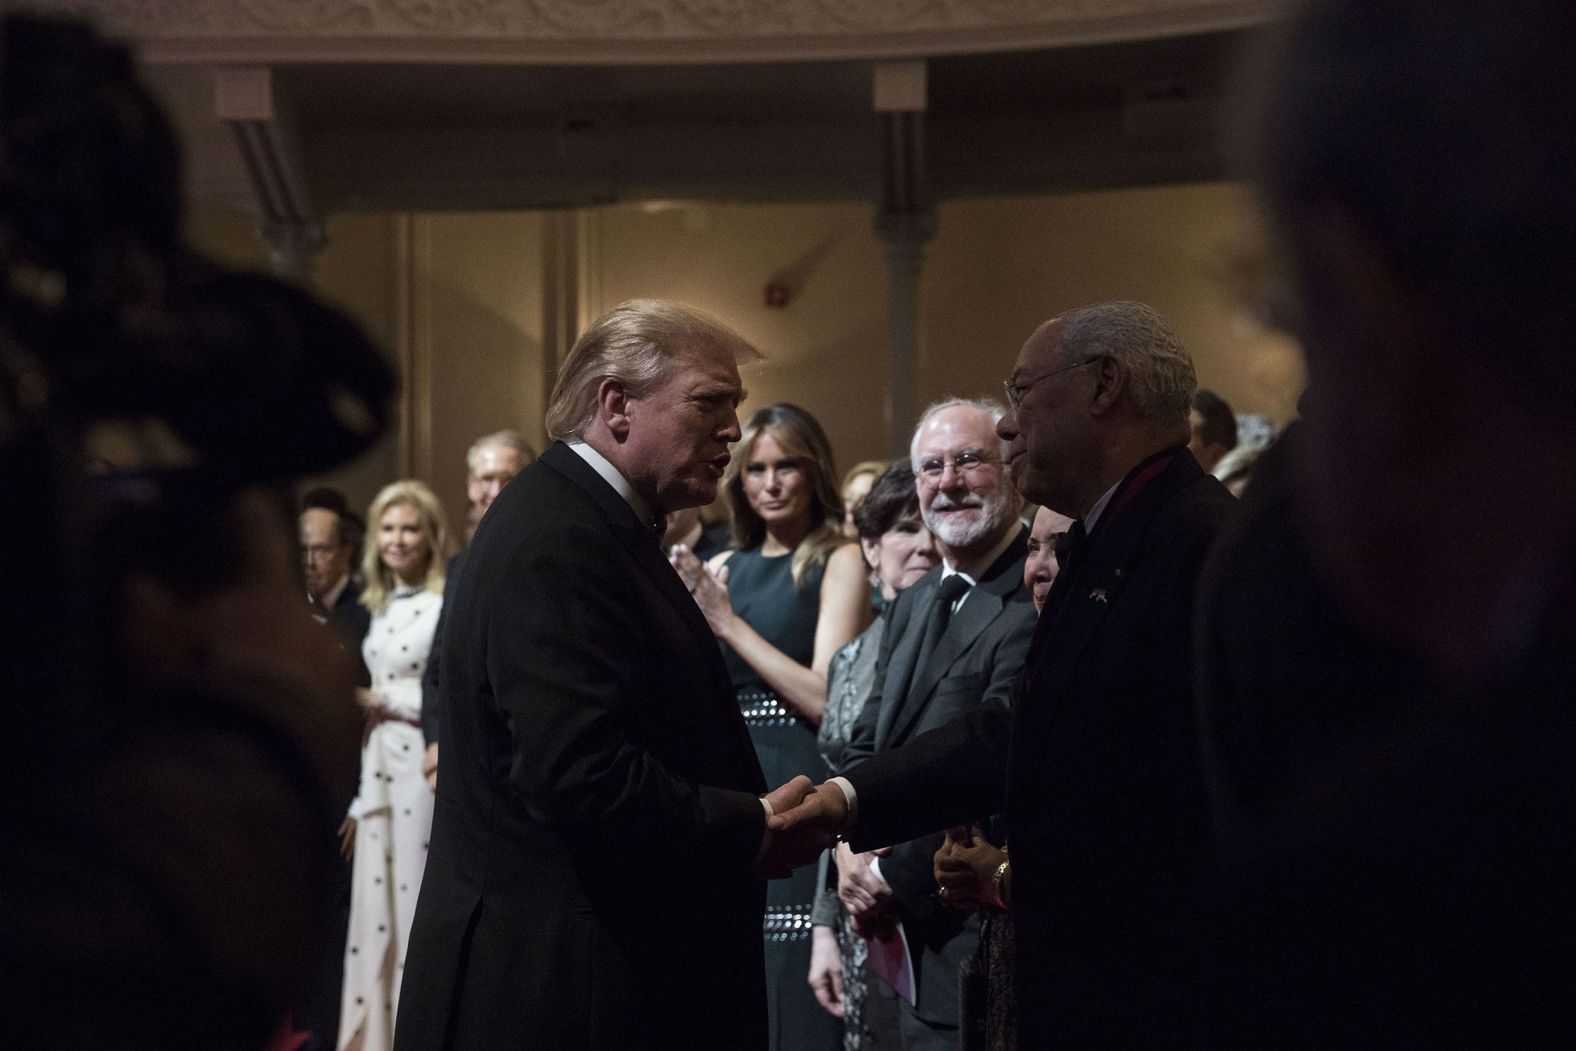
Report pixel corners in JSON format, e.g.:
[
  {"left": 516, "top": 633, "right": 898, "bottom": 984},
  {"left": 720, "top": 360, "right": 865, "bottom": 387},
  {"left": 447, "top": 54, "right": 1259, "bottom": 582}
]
[
  {"left": 908, "top": 397, "right": 1010, "bottom": 470},
  {"left": 1058, "top": 302, "right": 1195, "bottom": 426},
  {"left": 545, "top": 299, "right": 761, "bottom": 442},
  {"left": 466, "top": 429, "right": 536, "bottom": 475}
]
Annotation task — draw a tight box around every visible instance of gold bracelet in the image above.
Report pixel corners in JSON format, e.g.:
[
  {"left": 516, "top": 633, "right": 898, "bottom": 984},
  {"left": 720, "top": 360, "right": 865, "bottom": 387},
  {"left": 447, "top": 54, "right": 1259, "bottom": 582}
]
[{"left": 989, "top": 858, "right": 1011, "bottom": 910}]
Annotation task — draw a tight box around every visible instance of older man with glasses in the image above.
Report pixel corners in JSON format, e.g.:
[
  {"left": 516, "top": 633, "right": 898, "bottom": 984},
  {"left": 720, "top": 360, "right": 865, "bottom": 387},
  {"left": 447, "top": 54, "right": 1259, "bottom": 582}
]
[
  {"left": 768, "top": 302, "right": 1237, "bottom": 1046},
  {"left": 836, "top": 398, "right": 1037, "bottom": 1049}
]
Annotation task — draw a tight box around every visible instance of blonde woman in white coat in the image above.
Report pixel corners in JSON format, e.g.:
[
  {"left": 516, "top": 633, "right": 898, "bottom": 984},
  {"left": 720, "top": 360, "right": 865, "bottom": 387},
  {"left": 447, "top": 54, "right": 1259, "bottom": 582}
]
[{"left": 338, "top": 480, "right": 449, "bottom": 1051}]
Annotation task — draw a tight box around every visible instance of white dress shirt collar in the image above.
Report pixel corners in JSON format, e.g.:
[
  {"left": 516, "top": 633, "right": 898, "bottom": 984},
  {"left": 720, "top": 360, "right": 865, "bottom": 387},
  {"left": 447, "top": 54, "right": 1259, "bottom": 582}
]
[
  {"left": 1084, "top": 478, "right": 1122, "bottom": 533},
  {"left": 567, "top": 440, "right": 655, "bottom": 528}
]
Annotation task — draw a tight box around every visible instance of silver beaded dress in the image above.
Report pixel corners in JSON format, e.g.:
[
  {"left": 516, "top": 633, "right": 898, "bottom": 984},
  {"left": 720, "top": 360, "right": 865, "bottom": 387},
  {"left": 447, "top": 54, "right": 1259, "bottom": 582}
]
[{"left": 720, "top": 548, "right": 841, "bottom": 1051}]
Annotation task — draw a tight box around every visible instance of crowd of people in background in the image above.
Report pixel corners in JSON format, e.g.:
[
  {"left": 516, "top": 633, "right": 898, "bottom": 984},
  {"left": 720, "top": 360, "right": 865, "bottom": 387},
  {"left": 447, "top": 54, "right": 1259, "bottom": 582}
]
[
  {"left": 9, "top": 0, "right": 1576, "bottom": 1048},
  {"left": 299, "top": 313, "right": 1265, "bottom": 1051},
  {"left": 305, "top": 364, "right": 1264, "bottom": 1051}
]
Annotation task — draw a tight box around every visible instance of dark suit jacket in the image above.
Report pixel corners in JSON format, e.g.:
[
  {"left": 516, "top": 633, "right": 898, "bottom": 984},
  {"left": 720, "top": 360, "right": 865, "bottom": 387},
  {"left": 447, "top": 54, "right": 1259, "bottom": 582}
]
[
  {"left": 844, "top": 448, "right": 1234, "bottom": 1046},
  {"left": 395, "top": 442, "right": 770, "bottom": 1051},
  {"left": 419, "top": 551, "right": 466, "bottom": 744},
  {"left": 843, "top": 526, "right": 1035, "bottom": 1023},
  {"left": 324, "top": 579, "right": 371, "bottom": 689},
  {"left": 1196, "top": 426, "right": 1576, "bottom": 1047}
]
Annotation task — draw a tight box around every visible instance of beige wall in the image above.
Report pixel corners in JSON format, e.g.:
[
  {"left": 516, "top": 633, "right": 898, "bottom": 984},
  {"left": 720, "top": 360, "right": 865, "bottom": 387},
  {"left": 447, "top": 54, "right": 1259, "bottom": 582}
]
[
  {"left": 585, "top": 201, "right": 891, "bottom": 470},
  {"left": 586, "top": 183, "right": 1300, "bottom": 471},
  {"left": 186, "top": 180, "right": 1302, "bottom": 537},
  {"left": 414, "top": 212, "right": 547, "bottom": 541},
  {"left": 927, "top": 183, "right": 1302, "bottom": 433}
]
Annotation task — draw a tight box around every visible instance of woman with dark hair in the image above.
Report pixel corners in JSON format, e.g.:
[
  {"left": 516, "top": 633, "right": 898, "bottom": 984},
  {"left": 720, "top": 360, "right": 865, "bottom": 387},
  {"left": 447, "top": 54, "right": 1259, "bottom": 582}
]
[
  {"left": 671, "top": 403, "right": 869, "bottom": 1051},
  {"left": 807, "top": 461, "right": 940, "bottom": 1049}
]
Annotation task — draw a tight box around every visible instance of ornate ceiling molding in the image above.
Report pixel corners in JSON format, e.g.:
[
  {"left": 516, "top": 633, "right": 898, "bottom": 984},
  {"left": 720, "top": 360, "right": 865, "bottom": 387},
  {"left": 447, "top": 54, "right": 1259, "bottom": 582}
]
[{"left": 39, "top": 0, "right": 1276, "bottom": 64}]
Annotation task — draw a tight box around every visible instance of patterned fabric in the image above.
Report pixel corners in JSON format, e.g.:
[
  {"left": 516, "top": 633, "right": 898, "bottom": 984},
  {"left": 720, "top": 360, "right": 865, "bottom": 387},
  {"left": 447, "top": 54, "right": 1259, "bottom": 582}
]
[
  {"left": 816, "top": 615, "right": 886, "bottom": 1051},
  {"left": 722, "top": 548, "right": 841, "bottom": 1051},
  {"left": 818, "top": 615, "right": 884, "bottom": 775},
  {"left": 340, "top": 584, "right": 440, "bottom": 1051},
  {"left": 834, "top": 907, "right": 875, "bottom": 1051},
  {"left": 979, "top": 910, "right": 1017, "bottom": 1051}
]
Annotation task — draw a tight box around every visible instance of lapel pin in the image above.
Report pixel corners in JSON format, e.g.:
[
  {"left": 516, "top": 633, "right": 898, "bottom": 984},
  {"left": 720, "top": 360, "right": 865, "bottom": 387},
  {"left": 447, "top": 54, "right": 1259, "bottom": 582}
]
[{"left": 1089, "top": 587, "right": 1108, "bottom": 604}]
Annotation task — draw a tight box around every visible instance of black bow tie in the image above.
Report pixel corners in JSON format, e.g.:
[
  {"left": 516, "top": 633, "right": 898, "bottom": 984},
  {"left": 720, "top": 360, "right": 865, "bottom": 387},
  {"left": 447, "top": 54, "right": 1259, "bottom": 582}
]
[{"left": 936, "top": 572, "right": 973, "bottom": 607}]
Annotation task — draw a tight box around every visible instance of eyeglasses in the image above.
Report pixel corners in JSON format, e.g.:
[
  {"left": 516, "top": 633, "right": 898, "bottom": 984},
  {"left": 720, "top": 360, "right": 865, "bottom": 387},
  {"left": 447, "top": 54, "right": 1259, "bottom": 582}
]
[
  {"left": 1002, "top": 356, "right": 1102, "bottom": 411},
  {"left": 915, "top": 449, "right": 998, "bottom": 482}
]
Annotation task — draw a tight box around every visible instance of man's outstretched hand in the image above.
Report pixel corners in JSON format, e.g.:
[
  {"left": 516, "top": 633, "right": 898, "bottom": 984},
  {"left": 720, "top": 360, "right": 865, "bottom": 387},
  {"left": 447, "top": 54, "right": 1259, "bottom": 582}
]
[{"left": 757, "top": 780, "right": 851, "bottom": 878}]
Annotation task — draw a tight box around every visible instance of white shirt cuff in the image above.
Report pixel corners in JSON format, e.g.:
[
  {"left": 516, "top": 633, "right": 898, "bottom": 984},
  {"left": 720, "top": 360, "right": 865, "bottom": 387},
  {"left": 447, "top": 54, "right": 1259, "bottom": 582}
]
[{"left": 827, "top": 775, "right": 857, "bottom": 829}]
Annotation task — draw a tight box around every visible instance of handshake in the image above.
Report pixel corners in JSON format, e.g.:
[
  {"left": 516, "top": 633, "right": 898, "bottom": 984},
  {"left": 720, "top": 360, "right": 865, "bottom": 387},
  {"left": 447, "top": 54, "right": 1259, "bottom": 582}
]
[{"left": 756, "top": 775, "right": 852, "bottom": 879}]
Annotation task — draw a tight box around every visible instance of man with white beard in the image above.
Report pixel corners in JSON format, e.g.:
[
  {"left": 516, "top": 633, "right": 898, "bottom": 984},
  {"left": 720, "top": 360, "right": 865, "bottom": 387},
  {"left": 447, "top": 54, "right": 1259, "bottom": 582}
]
[{"left": 836, "top": 398, "right": 1036, "bottom": 1049}]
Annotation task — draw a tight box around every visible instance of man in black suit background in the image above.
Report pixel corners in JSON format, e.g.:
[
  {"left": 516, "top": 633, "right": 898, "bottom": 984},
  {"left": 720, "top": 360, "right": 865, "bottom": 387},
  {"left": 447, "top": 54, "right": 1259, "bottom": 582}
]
[
  {"left": 396, "top": 299, "right": 812, "bottom": 1050},
  {"left": 838, "top": 398, "right": 1036, "bottom": 1048},
  {"left": 771, "top": 302, "right": 1235, "bottom": 1045},
  {"left": 300, "top": 488, "right": 371, "bottom": 685}
]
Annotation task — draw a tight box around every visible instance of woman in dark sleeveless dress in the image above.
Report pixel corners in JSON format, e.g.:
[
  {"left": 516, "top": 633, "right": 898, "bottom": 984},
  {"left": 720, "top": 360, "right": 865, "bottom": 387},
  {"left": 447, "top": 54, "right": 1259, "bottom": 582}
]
[{"left": 672, "top": 403, "right": 869, "bottom": 1051}]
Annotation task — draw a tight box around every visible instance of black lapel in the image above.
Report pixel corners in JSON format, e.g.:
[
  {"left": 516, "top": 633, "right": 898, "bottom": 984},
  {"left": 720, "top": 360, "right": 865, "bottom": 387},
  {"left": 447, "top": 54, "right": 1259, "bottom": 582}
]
[
  {"left": 889, "top": 525, "right": 1029, "bottom": 744},
  {"left": 875, "top": 570, "right": 941, "bottom": 750},
  {"left": 1023, "top": 451, "right": 1203, "bottom": 719},
  {"left": 540, "top": 443, "right": 730, "bottom": 686}
]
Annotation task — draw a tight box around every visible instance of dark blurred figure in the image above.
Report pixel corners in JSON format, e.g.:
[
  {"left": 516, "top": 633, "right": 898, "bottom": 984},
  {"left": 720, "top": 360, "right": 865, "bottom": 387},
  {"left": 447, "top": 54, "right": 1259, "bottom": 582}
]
[
  {"left": 0, "top": 13, "right": 393, "bottom": 1050},
  {"left": 1198, "top": 0, "right": 1576, "bottom": 1044},
  {"left": 1186, "top": 389, "right": 1237, "bottom": 474},
  {"left": 1206, "top": 442, "right": 1263, "bottom": 499}
]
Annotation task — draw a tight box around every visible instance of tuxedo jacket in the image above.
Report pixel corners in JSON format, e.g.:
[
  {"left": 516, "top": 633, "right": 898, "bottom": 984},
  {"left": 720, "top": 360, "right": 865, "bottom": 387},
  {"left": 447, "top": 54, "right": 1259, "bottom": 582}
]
[
  {"left": 845, "top": 449, "right": 1234, "bottom": 1046},
  {"left": 843, "top": 526, "right": 1035, "bottom": 1023},
  {"left": 419, "top": 550, "right": 466, "bottom": 744},
  {"left": 395, "top": 442, "right": 769, "bottom": 1051}
]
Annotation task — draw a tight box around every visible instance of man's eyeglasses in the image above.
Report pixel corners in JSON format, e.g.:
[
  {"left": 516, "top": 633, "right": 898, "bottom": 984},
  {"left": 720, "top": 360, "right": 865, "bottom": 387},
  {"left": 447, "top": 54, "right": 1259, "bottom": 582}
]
[
  {"left": 915, "top": 450, "right": 998, "bottom": 481},
  {"left": 1002, "top": 356, "right": 1102, "bottom": 411}
]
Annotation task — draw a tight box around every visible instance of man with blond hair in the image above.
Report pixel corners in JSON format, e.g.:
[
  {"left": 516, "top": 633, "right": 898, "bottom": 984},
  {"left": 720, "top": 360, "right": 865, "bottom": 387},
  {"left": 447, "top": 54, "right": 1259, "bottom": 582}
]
[{"left": 398, "top": 300, "right": 811, "bottom": 1050}]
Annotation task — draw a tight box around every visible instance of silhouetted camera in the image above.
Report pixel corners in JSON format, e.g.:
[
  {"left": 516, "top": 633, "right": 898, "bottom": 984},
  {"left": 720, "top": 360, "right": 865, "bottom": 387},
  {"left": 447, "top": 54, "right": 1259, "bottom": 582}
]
[{"left": 0, "top": 9, "right": 393, "bottom": 768}]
